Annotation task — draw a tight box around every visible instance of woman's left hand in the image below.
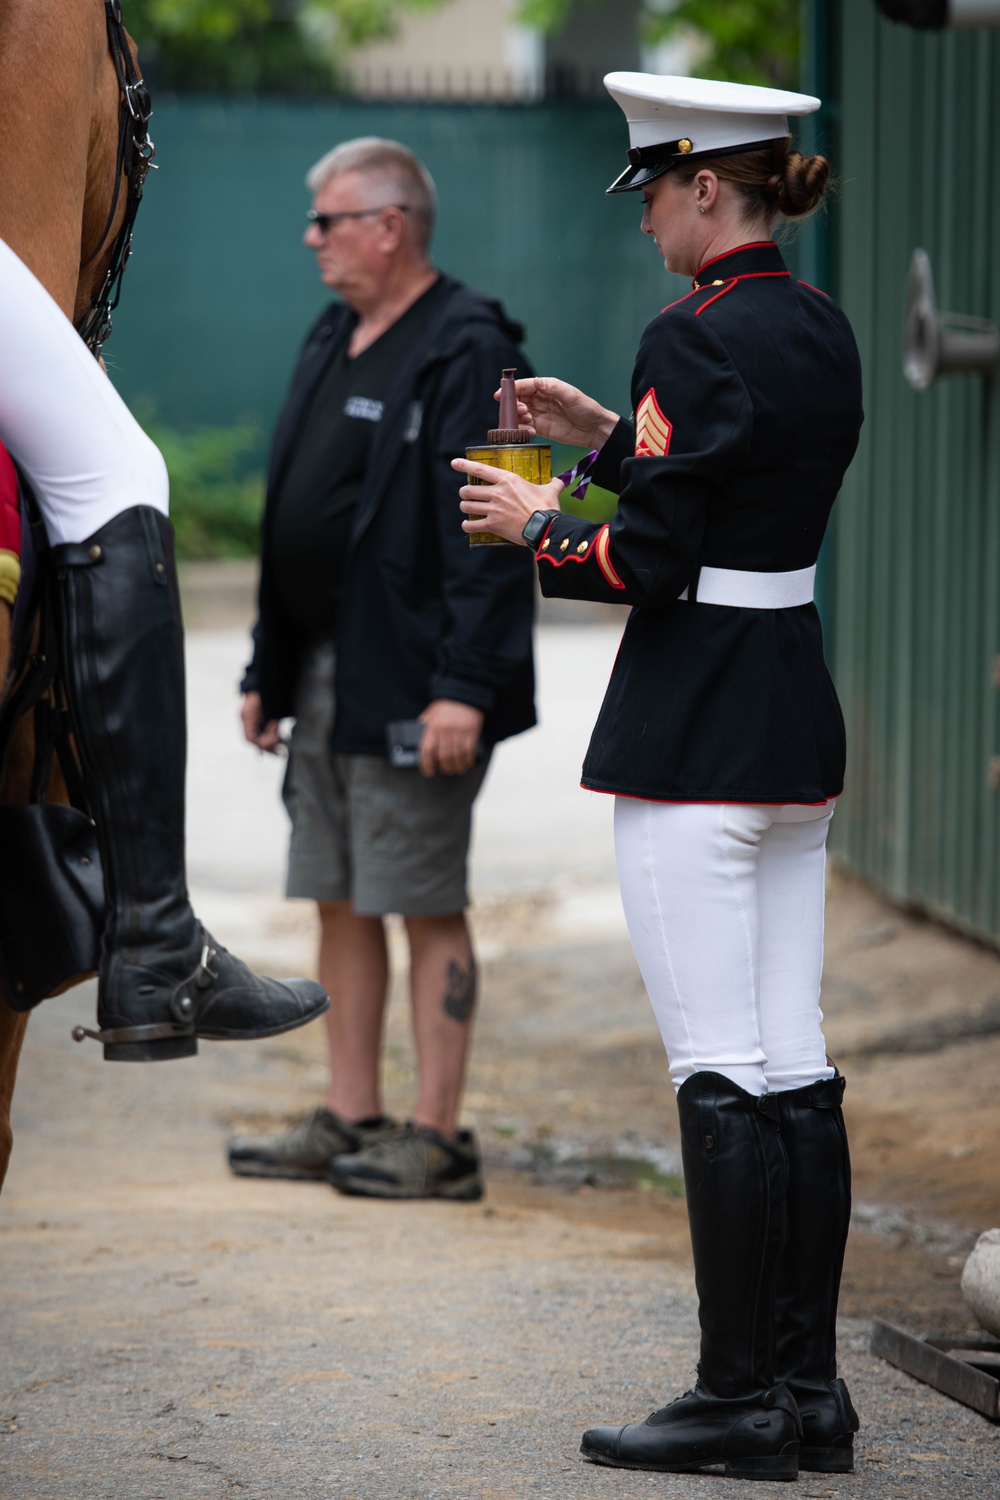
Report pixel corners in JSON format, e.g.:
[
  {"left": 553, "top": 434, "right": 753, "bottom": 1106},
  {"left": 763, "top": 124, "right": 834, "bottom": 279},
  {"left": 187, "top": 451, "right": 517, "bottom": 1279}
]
[{"left": 451, "top": 457, "right": 564, "bottom": 546}]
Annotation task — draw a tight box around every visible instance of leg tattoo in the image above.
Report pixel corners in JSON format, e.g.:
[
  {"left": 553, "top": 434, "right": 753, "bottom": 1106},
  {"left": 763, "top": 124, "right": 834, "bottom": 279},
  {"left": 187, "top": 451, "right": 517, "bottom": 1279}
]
[{"left": 443, "top": 957, "right": 477, "bottom": 1023}]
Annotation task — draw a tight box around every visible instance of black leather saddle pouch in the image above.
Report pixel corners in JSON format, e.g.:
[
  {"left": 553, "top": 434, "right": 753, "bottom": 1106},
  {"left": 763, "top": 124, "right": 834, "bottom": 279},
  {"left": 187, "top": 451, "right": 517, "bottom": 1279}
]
[
  {"left": 0, "top": 802, "right": 102, "bottom": 1010},
  {"left": 0, "top": 482, "right": 104, "bottom": 1011}
]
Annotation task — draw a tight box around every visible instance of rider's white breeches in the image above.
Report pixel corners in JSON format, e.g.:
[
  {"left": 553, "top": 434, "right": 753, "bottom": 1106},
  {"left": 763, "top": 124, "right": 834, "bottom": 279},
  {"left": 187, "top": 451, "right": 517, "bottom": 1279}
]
[
  {"left": 0, "top": 238, "right": 168, "bottom": 545},
  {"left": 614, "top": 797, "right": 837, "bottom": 1097}
]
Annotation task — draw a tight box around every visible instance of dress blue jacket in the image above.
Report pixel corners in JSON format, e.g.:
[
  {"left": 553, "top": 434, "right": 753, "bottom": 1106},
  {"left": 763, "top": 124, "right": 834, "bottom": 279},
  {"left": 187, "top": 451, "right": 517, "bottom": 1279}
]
[{"left": 536, "top": 241, "right": 864, "bottom": 803}]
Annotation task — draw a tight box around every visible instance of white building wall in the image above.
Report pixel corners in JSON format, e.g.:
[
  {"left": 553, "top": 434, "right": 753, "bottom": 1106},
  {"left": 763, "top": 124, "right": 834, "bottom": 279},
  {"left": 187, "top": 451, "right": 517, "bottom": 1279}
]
[{"left": 346, "top": 0, "right": 544, "bottom": 101}]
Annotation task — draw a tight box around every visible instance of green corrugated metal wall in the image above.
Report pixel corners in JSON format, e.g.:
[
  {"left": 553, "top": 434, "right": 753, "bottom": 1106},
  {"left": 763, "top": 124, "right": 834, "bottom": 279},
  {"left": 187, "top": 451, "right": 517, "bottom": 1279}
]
[{"left": 826, "top": 0, "right": 1000, "bottom": 939}]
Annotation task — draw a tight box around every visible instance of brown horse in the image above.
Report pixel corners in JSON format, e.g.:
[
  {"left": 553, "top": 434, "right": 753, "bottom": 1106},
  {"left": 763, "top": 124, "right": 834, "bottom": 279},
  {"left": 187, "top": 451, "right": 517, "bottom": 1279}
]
[{"left": 0, "top": 0, "right": 143, "bottom": 1188}]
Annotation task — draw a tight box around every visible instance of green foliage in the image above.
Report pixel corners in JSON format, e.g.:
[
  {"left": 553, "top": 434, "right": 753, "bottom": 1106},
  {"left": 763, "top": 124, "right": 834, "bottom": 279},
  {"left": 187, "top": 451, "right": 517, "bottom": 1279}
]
[
  {"left": 140, "top": 0, "right": 269, "bottom": 42},
  {"left": 142, "top": 418, "right": 266, "bottom": 559},
  {"left": 568, "top": 481, "right": 617, "bottom": 525},
  {"left": 123, "top": 0, "right": 802, "bottom": 94},
  {"left": 127, "top": 0, "right": 327, "bottom": 90},
  {"left": 644, "top": 0, "right": 801, "bottom": 91},
  {"left": 308, "top": 0, "right": 445, "bottom": 51},
  {"left": 514, "top": 0, "right": 574, "bottom": 28},
  {"left": 517, "top": 0, "right": 801, "bottom": 91},
  {"left": 550, "top": 444, "right": 618, "bottom": 524},
  {"left": 124, "top": 0, "right": 451, "bottom": 92}
]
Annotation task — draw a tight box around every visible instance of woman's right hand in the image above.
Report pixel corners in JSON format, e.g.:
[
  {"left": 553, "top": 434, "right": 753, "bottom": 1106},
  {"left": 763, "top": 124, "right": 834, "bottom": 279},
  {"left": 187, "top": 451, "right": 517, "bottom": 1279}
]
[{"left": 501, "top": 377, "right": 620, "bottom": 450}]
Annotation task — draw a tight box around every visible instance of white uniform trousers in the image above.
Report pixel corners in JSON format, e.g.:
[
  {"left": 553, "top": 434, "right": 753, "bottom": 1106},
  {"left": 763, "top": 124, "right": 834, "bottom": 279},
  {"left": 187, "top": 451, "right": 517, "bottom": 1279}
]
[
  {"left": 0, "top": 237, "right": 168, "bottom": 545},
  {"left": 614, "top": 797, "right": 837, "bottom": 1097}
]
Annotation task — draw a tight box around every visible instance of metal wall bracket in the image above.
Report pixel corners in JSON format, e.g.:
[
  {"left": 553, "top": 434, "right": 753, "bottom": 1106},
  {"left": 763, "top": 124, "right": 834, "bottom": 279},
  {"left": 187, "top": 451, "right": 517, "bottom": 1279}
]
[
  {"left": 871, "top": 1317, "right": 1000, "bottom": 1420},
  {"left": 876, "top": 0, "right": 1000, "bottom": 28},
  {"left": 904, "top": 248, "right": 999, "bottom": 390}
]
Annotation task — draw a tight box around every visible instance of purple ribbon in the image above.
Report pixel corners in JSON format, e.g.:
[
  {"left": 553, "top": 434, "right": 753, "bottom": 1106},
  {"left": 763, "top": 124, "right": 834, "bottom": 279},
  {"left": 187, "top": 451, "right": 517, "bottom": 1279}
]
[{"left": 556, "top": 449, "right": 599, "bottom": 502}]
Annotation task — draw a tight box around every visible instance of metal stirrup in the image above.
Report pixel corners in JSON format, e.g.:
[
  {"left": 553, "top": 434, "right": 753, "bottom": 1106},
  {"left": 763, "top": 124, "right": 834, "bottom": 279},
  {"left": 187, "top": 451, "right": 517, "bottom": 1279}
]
[
  {"left": 72, "top": 1020, "right": 193, "bottom": 1045},
  {"left": 72, "top": 942, "right": 221, "bottom": 1042}
]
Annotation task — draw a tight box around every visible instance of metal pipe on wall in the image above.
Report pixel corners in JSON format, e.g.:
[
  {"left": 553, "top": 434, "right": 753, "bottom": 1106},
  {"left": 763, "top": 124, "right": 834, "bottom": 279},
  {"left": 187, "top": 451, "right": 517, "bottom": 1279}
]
[{"left": 875, "top": 0, "right": 1000, "bottom": 27}]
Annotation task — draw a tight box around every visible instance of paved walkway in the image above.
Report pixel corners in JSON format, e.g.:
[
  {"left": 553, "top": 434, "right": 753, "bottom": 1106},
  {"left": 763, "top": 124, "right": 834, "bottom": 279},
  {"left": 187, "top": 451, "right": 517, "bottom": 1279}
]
[{"left": 6, "top": 993, "right": 999, "bottom": 1500}]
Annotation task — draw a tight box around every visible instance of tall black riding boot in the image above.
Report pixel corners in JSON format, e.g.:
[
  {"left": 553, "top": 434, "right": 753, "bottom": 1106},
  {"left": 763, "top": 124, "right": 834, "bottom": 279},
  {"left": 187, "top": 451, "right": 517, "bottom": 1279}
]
[
  {"left": 581, "top": 1072, "right": 801, "bottom": 1481},
  {"left": 773, "top": 1073, "right": 860, "bottom": 1472},
  {"left": 52, "top": 507, "right": 329, "bottom": 1061}
]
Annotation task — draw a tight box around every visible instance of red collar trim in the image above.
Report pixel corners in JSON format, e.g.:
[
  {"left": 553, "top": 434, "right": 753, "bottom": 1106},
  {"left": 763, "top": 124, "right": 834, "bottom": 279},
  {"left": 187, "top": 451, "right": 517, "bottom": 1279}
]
[
  {"left": 692, "top": 240, "right": 778, "bottom": 287},
  {"left": 663, "top": 267, "right": 790, "bottom": 315}
]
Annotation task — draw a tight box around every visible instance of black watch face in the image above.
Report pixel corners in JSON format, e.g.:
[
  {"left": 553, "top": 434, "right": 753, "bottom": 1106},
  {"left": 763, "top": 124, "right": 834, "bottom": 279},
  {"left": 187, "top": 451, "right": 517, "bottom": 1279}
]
[{"left": 525, "top": 511, "right": 549, "bottom": 547}]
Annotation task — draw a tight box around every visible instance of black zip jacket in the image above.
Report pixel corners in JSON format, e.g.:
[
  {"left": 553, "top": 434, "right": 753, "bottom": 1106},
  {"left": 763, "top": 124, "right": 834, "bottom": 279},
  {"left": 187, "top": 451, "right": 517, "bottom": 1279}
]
[{"left": 242, "top": 275, "right": 537, "bottom": 753}]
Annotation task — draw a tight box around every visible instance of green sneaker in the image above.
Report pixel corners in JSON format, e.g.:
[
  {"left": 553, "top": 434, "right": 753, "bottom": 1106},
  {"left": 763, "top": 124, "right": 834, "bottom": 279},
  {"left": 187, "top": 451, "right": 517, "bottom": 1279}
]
[
  {"left": 327, "top": 1121, "right": 484, "bottom": 1201},
  {"left": 227, "top": 1108, "right": 397, "bottom": 1180}
]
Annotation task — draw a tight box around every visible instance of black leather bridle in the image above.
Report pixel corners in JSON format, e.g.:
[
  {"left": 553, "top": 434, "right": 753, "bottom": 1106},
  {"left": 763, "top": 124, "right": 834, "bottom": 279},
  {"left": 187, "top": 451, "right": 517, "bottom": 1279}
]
[{"left": 76, "top": 0, "right": 155, "bottom": 358}]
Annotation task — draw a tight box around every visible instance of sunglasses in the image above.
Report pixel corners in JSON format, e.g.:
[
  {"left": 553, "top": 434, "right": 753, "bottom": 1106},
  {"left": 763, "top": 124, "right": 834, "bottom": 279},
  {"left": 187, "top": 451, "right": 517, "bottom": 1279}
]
[{"left": 306, "top": 205, "right": 411, "bottom": 234}]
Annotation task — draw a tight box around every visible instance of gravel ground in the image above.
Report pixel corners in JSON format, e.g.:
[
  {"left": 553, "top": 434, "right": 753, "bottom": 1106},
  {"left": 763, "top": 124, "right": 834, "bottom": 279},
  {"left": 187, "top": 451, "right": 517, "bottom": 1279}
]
[{"left": 3, "top": 994, "right": 999, "bottom": 1500}]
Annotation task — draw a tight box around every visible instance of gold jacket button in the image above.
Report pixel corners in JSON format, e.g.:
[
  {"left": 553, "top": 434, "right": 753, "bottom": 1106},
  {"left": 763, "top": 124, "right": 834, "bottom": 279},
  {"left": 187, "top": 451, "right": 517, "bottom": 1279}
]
[
  {"left": 576, "top": 541, "right": 588, "bottom": 554},
  {"left": 540, "top": 538, "right": 550, "bottom": 550},
  {"left": 559, "top": 537, "right": 570, "bottom": 552}
]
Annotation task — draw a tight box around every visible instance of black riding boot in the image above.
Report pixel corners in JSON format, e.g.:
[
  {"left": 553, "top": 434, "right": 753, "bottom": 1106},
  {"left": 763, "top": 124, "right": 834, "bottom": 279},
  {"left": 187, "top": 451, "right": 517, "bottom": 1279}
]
[
  {"left": 581, "top": 1072, "right": 801, "bottom": 1481},
  {"left": 52, "top": 507, "right": 329, "bottom": 1061},
  {"left": 773, "top": 1073, "right": 859, "bottom": 1472}
]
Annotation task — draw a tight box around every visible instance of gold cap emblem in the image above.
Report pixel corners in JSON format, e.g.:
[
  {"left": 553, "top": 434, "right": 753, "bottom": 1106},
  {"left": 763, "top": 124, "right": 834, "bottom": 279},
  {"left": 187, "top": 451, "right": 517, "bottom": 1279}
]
[{"left": 678, "top": 138, "right": 693, "bottom": 155}]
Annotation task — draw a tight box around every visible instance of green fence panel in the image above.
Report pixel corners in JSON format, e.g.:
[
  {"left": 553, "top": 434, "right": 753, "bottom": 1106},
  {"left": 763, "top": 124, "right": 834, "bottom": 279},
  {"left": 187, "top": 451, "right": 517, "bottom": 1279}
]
[
  {"left": 106, "top": 99, "right": 694, "bottom": 437},
  {"left": 828, "top": 0, "right": 1000, "bottom": 941}
]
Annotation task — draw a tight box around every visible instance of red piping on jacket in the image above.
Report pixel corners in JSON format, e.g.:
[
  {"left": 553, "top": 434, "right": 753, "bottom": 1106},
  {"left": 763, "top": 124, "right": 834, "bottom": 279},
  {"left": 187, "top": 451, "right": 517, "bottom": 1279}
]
[
  {"left": 693, "top": 240, "right": 777, "bottom": 281},
  {"left": 694, "top": 277, "right": 738, "bottom": 314},
  {"left": 693, "top": 270, "right": 792, "bottom": 315},
  {"left": 663, "top": 268, "right": 792, "bottom": 316},
  {"left": 661, "top": 285, "right": 709, "bottom": 314},
  {"left": 537, "top": 522, "right": 626, "bottom": 590},
  {"left": 535, "top": 518, "right": 558, "bottom": 552},
  {"left": 798, "top": 279, "right": 830, "bottom": 297},
  {"left": 536, "top": 527, "right": 600, "bottom": 568}
]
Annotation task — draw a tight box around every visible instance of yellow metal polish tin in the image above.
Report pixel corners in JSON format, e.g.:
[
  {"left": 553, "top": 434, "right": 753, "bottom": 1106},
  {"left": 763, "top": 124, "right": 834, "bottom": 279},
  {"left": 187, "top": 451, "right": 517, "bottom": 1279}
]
[{"left": 464, "top": 440, "right": 552, "bottom": 547}]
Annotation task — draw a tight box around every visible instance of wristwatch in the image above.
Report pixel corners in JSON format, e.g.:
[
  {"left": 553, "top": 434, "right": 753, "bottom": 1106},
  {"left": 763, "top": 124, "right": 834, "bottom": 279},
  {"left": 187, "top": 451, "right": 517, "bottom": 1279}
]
[{"left": 521, "top": 509, "right": 562, "bottom": 551}]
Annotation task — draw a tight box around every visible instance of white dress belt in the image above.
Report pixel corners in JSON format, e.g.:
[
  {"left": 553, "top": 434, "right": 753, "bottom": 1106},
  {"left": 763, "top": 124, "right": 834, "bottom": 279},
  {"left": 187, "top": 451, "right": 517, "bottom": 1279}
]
[{"left": 677, "top": 564, "right": 816, "bottom": 609}]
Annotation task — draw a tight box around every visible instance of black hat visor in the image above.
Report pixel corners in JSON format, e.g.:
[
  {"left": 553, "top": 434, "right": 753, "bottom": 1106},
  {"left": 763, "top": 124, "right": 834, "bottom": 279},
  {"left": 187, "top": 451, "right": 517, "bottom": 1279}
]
[{"left": 606, "top": 136, "right": 788, "bottom": 195}]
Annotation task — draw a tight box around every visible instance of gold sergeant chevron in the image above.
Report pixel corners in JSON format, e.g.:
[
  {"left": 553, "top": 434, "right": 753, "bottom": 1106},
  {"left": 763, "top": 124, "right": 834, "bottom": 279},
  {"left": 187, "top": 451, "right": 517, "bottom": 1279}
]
[{"left": 635, "top": 386, "right": 672, "bottom": 457}]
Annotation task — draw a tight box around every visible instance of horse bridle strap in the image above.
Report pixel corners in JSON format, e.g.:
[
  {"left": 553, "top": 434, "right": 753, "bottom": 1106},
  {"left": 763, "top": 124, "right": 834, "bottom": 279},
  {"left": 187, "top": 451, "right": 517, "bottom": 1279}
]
[{"left": 76, "top": 0, "right": 156, "bottom": 358}]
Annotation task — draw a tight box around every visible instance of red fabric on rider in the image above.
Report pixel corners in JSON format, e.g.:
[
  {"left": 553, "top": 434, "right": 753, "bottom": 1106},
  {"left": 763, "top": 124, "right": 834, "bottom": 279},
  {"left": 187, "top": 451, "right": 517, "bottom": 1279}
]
[
  {"left": 0, "top": 439, "right": 22, "bottom": 606},
  {"left": 0, "top": 440, "right": 21, "bottom": 559}
]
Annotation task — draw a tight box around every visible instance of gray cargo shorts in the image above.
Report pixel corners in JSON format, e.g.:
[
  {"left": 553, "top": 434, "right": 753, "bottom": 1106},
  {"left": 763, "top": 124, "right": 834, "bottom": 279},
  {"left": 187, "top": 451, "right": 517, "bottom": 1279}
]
[{"left": 282, "top": 641, "right": 490, "bottom": 916}]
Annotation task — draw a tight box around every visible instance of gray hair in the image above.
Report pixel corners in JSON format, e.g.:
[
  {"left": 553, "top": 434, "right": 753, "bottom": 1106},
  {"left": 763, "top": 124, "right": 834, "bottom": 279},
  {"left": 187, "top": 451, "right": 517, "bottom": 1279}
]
[{"left": 306, "top": 137, "right": 437, "bottom": 254}]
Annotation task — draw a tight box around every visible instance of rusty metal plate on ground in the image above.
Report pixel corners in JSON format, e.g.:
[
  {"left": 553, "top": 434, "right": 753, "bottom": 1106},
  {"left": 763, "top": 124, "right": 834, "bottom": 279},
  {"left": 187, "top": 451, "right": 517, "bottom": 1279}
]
[{"left": 871, "top": 1318, "right": 1000, "bottom": 1421}]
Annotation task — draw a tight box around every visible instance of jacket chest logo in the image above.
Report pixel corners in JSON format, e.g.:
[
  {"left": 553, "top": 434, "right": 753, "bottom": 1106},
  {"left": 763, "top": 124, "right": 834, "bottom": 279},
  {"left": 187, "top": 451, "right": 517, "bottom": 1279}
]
[
  {"left": 344, "top": 395, "right": 384, "bottom": 422},
  {"left": 635, "top": 387, "right": 672, "bottom": 458}
]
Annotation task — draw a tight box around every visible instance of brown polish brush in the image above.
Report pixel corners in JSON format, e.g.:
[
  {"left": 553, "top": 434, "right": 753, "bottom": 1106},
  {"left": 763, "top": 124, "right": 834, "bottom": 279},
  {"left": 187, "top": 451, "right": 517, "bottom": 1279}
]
[{"left": 464, "top": 368, "right": 552, "bottom": 548}]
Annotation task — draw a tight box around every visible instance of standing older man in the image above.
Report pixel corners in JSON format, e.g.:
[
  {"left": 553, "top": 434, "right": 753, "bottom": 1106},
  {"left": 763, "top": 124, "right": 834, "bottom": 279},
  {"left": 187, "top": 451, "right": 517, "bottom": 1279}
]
[{"left": 228, "top": 139, "right": 536, "bottom": 1200}]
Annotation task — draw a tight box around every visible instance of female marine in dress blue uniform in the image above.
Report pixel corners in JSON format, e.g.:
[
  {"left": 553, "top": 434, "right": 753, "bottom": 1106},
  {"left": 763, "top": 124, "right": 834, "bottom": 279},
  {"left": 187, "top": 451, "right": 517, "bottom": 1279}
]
[{"left": 454, "top": 74, "right": 864, "bottom": 1482}]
